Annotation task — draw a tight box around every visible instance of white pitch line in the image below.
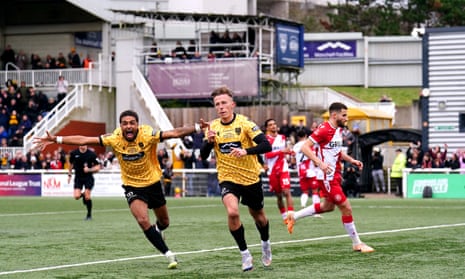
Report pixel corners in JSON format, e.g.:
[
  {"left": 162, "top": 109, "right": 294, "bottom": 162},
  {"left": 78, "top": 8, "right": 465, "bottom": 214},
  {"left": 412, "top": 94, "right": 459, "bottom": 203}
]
[
  {"left": 0, "top": 204, "right": 220, "bottom": 217},
  {"left": 1, "top": 222, "right": 465, "bottom": 276}
]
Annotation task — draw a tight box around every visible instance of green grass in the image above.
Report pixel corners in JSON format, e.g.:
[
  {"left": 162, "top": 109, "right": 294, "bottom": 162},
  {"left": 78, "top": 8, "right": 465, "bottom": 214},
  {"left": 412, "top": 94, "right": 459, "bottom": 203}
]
[
  {"left": 329, "top": 86, "right": 421, "bottom": 107},
  {"left": 1, "top": 197, "right": 465, "bottom": 278}
]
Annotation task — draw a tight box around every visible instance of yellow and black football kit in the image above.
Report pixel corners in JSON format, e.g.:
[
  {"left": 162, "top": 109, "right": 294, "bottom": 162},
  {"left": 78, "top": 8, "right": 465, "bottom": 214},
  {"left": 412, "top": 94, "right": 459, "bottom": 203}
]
[
  {"left": 202, "top": 113, "right": 270, "bottom": 186},
  {"left": 100, "top": 125, "right": 162, "bottom": 187}
]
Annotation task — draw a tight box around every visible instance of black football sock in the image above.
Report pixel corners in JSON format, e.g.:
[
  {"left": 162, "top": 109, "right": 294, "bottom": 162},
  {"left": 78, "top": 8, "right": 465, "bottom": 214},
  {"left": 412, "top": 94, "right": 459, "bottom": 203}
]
[
  {"left": 86, "top": 199, "right": 92, "bottom": 217},
  {"left": 156, "top": 220, "right": 168, "bottom": 231},
  {"left": 255, "top": 220, "right": 270, "bottom": 242},
  {"left": 230, "top": 224, "right": 247, "bottom": 251},
  {"left": 144, "top": 225, "right": 169, "bottom": 253}
]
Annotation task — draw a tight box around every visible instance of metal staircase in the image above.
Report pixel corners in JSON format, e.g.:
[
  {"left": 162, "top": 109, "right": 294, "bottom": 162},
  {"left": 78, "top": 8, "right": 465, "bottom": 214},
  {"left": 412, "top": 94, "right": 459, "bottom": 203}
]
[
  {"left": 131, "top": 66, "right": 184, "bottom": 149},
  {"left": 23, "top": 84, "right": 84, "bottom": 152}
]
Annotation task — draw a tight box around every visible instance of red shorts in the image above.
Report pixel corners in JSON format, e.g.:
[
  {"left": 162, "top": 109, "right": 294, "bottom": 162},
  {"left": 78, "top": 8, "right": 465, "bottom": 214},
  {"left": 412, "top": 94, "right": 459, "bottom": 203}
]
[
  {"left": 268, "top": 170, "right": 291, "bottom": 193},
  {"left": 299, "top": 177, "right": 319, "bottom": 194},
  {"left": 318, "top": 172, "right": 347, "bottom": 205}
]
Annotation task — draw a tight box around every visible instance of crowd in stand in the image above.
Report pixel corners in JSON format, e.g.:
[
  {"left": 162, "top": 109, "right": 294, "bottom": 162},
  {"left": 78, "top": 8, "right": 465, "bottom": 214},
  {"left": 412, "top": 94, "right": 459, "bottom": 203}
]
[
  {"left": 1, "top": 44, "right": 93, "bottom": 70},
  {"left": 0, "top": 44, "right": 95, "bottom": 147},
  {"left": 405, "top": 142, "right": 465, "bottom": 170},
  {"left": 1, "top": 146, "right": 120, "bottom": 171},
  {"left": 147, "top": 29, "right": 253, "bottom": 63},
  {"left": 0, "top": 79, "right": 64, "bottom": 147}
]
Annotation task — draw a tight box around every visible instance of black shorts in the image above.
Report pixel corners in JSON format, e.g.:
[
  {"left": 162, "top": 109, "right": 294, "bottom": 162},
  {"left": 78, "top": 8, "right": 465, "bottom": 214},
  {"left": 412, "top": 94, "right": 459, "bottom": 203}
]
[
  {"left": 74, "top": 176, "right": 95, "bottom": 190},
  {"left": 220, "top": 180, "right": 264, "bottom": 211},
  {"left": 122, "top": 181, "right": 166, "bottom": 209}
]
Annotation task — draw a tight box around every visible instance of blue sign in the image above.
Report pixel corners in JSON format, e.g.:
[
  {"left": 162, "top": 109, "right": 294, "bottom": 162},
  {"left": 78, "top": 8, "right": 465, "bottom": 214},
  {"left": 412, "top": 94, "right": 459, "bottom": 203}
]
[
  {"left": 74, "top": 32, "right": 102, "bottom": 49},
  {"left": 304, "top": 40, "right": 357, "bottom": 59},
  {"left": 275, "top": 23, "right": 304, "bottom": 68}
]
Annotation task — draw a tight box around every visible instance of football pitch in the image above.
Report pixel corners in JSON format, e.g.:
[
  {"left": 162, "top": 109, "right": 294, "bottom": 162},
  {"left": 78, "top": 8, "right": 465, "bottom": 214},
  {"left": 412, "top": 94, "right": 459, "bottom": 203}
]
[{"left": 1, "top": 196, "right": 464, "bottom": 279}]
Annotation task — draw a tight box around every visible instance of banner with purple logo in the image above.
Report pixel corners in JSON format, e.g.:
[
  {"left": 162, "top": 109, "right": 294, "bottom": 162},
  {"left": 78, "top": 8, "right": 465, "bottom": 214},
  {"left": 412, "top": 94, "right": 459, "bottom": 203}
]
[
  {"left": 147, "top": 59, "right": 258, "bottom": 99},
  {"left": 304, "top": 40, "right": 357, "bottom": 59},
  {"left": 0, "top": 173, "right": 41, "bottom": 196}
]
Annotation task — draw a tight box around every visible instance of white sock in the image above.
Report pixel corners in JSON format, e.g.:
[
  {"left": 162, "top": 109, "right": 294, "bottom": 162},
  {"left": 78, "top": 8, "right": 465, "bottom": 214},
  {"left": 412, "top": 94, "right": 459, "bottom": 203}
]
[
  {"left": 165, "top": 250, "right": 174, "bottom": 257},
  {"left": 343, "top": 221, "right": 362, "bottom": 245},
  {"left": 294, "top": 204, "right": 316, "bottom": 220},
  {"left": 312, "top": 194, "right": 321, "bottom": 204},
  {"left": 261, "top": 240, "right": 270, "bottom": 248},
  {"left": 240, "top": 249, "right": 251, "bottom": 256},
  {"left": 281, "top": 212, "right": 287, "bottom": 220},
  {"left": 300, "top": 193, "right": 309, "bottom": 207}
]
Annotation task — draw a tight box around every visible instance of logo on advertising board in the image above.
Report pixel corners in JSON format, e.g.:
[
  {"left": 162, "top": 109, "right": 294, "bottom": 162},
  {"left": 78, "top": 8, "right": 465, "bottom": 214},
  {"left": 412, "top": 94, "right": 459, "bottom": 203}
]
[
  {"left": 304, "top": 40, "right": 356, "bottom": 59},
  {"left": 43, "top": 176, "right": 62, "bottom": 190},
  {"left": 275, "top": 23, "right": 304, "bottom": 68},
  {"left": 279, "top": 33, "right": 288, "bottom": 53},
  {"left": 42, "top": 173, "right": 73, "bottom": 196}
]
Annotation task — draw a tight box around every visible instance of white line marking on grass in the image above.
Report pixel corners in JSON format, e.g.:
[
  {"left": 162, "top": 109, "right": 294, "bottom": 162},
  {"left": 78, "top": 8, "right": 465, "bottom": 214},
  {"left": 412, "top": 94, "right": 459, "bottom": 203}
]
[
  {"left": 1, "top": 222, "right": 465, "bottom": 276},
  {"left": 0, "top": 205, "right": 220, "bottom": 217}
]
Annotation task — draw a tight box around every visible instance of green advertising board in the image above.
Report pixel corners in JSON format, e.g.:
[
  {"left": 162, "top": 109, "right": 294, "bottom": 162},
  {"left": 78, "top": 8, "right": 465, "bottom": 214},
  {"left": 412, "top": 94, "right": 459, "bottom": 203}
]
[{"left": 406, "top": 173, "right": 465, "bottom": 198}]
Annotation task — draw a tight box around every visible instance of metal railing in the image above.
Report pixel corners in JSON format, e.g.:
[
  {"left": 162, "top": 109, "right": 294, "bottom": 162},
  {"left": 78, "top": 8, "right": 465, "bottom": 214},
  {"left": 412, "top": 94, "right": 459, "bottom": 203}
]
[
  {"left": 1, "top": 54, "right": 114, "bottom": 89},
  {"left": 22, "top": 84, "right": 84, "bottom": 152}
]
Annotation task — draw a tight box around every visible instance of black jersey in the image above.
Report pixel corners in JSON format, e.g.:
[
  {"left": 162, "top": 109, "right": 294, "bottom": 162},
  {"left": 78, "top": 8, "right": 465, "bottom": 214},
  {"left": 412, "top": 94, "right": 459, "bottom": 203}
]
[{"left": 69, "top": 148, "right": 99, "bottom": 178}]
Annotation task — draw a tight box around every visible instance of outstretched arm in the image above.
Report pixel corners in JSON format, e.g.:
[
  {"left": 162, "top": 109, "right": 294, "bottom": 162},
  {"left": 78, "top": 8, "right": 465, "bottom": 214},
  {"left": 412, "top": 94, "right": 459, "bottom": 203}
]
[
  {"left": 33, "top": 131, "right": 100, "bottom": 150},
  {"left": 161, "top": 119, "right": 209, "bottom": 140}
]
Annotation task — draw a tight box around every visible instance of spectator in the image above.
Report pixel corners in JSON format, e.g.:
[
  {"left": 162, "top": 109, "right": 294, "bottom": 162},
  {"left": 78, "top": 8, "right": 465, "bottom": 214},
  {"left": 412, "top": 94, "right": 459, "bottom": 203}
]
[
  {"left": 191, "top": 129, "right": 205, "bottom": 152},
  {"left": 19, "top": 114, "right": 32, "bottom": 134},
  {"left": 173, "top": 41, "right": 187, "bottom": 59},
  {"left": 30, "top": 53, "right": 43, "bottom": 69},
  {"left": 0, "top": 107, "right": 9, "bottom": 130},
  {"left": 82, "top": 54, "right": 93, "bottom": 69},
  {"left": 29, "top": 154, "right": 41, "bottom": 169},
  {"left": 0, "top": 126, "right": 8, "bottom": 141},
  {"left": 444, "top": 153, "right": 460, "bottom": 169},
  {"left": 149, "top": 41, "right": 162, "bottom": 59},
  {"left": 44, "top": 54, "right": 56, "bottom": 69},
  {"left": 295, "top": 119, "right": 310, "bottom": 136},
  {"left": 162, "top": 163, "right": 174, "bottom": 196},
  {"left": 231, "top": 32, "right": 244, "bottom": 55},
  {"left": 55, "top": 75, "right": 69, "bottom": 102},
  {"left": 391, "top": 148, "right": 406, "bottom": 196},
  {"left": 8, "top": 110, "right": 19, "bottom": 137},
  {"left": 187, "top": 39, "right": 196, "bottom": 58},
  {"left": 431, "top": 152, "right": 445, "bottom": 168},
  {"left": 157, "top": 148, "right": 169, "bottom": 170},
  {"left": 14, "top": 154, "right": 29, "bottom": 170},
  {"left": 219, "top": 29, "right": 233, "bottom": 53},
  {"left": 26, "top": 99, "right": 40, "bottom": 125},
  {"left": 49, "top": 154, "right": 63, "bottom": 169},
  {"left": 429, "top": 143, "right": 447, "bottom": 162},
  {"left": 68, "top": 47, "right": 81, "bottom": 68},
  {"left": 207, "top": 51, "right": 216, "bottom": 61},
  {"left": 56, "top": 52, "right": 67, "bottom": 68},
  {"left": 379, "top": 94, "right": 392, "bottom": 102},
  {"left": 342, "top": 163, "right": 361, "bottom": 198},
  {"left": 421, "top": 152, "right": 432, "bottom": 168},
  {"left": 1, "top": 44, "right": 16, "bottom": 70},
  {"left": 406, "top": 152, "right": 421, "bottom": 169},
  {"left": 15, "top": 50, "right": 28, "bottom": 69},
  {"left": 16, "top": 81, "right": 29, "bottom": 114},
  {"left": 371, "top": 147, "right": 385, "bottom": 193},
  {"left": 342, "top": 126, "right": 355, "bottom": 150},
  {"left": 46, "top": 97, "right": 58, "bottom": 112},
  {"left": 458, "top": 149, "right": 465, "bottom": 171},
  {"left": 209, "top": 30, "right": 220, "bottom": 55},
  {"left": 278, "top": 119, "right": 294, "bottom": 142}
]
